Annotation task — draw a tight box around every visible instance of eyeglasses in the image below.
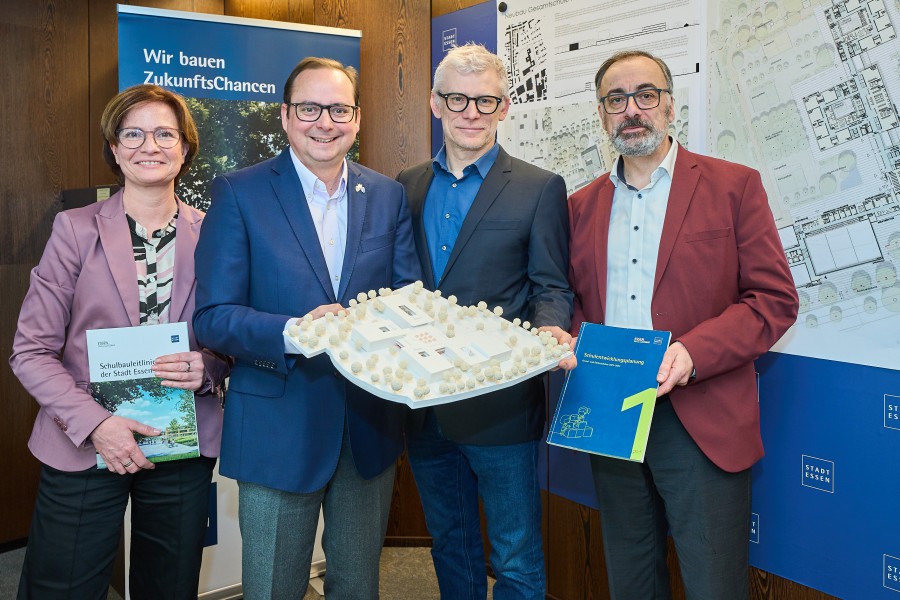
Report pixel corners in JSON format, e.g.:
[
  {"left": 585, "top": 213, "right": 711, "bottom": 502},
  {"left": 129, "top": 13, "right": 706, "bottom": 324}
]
[
  {"left": 116, "top": 127, "right": 182, "bottom": 149},
  {"left": 288, "top": 102, "right": 359, "bottom": 123},
  {"left": 436, "top": 92, "right": 504, "bottom": 115},
  {"left": 598, "top": 88, "right": 671, "bottom": 114}
]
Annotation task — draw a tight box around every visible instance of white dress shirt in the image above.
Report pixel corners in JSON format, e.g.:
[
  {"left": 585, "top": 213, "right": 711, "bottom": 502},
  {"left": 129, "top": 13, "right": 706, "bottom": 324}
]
[{"left": 283, "top": 148, "right": 349, "bottom": 352}]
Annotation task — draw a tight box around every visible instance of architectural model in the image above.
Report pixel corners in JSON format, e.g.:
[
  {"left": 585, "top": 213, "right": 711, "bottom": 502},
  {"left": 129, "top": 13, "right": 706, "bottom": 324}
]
[{"left": 284, "top": 282, "right": 572, "bottom": 408}]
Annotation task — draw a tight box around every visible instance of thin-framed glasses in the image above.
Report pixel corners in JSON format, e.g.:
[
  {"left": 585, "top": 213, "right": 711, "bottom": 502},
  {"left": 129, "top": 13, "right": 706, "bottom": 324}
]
[
  {"left": 599, "top": 88, "right": 671, "bottom": 114},
  {"left": 436, "top": 92, "right": 503, "bottom": 115},
  {"left": 116, "top": 127, "right": 182, "bottom": 149},
  {"left": 288, "top": 102, "right": 359, "bottom": 123}
]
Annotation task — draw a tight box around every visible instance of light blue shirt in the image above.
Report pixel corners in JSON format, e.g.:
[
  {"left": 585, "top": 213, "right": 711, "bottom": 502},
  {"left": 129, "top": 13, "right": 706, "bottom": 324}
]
[
  {"left": 283, "top": 148, "right": 349, "bottom": 352},
  {"left": 423, "top": 144, "right": 500, "bottom": 285},
  {"left": 604, "top": 140, "right": 679, "bottom": 329},
  {"left": 289, "top": 147, "right": 349, "bottom": 296}
]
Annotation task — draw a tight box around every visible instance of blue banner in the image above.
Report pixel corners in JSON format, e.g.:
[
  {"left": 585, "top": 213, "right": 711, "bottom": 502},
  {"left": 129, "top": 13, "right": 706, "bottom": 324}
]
[
  {"left": 430, "top": 1, "right": 497, "bottom": 156},
  {"left": 117, "top": 7, "right": 361, "bottom": 212},
  {"left": 118, "top": 7, "right": 360, "bottom": 103},
  {"left": 753, "top": 352, "right": 900, "bottom": 598}
]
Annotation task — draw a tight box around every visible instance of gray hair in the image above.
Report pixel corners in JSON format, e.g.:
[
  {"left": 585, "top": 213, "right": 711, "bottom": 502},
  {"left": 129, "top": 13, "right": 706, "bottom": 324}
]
[
  {"left": 594, "top": 50, "right": 674, "bottom": 102},
  {"left": 433, "top": 43, "right": 510, "bottom": 97}
]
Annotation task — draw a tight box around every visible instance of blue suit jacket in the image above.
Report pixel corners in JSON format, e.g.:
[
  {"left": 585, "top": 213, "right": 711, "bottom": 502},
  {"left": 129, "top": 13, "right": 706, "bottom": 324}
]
[{"left": 194, "top": 149, "right": 421, "bottom": 492}]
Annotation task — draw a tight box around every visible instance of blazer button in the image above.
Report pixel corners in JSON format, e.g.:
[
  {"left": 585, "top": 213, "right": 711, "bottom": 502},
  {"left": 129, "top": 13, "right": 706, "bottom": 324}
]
[{"left": 62, "top": 425, "right": 68, "bottom": 432}]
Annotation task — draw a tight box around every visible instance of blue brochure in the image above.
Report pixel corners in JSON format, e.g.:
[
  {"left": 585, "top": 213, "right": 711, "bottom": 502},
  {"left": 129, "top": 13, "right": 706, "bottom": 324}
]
[{"left": 548, "top": 323, "right": 671, "bottom": 462}]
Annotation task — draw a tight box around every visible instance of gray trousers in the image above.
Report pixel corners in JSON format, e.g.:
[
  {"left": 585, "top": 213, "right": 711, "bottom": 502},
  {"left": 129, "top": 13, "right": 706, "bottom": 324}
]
[
  {"left": 590, "top": 400, "right": 751, "bottom": 600},
  {"left": 237, "top": 432, "right": 395, "bottom": 600}
]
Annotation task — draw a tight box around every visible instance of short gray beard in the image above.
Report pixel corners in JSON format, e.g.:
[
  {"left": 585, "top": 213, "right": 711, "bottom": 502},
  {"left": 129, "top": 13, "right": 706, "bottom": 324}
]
[
  {"left": 611, "top": 106, "right": 671, "bottom": 157},
  {"left": 612, "top": 121, "right": 666, "bottom": 156}
]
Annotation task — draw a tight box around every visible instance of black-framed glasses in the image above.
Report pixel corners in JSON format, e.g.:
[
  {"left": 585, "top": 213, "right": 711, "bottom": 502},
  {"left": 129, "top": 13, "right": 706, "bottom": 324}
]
[
  {"left": 599, "top": 88, "right": 671, "bottom": 114},
  {"left": 436, "top": 92, "right": 504, "bottom": 115},
  {"left": 116, "top": 127, "right": 182, "bottom": 149},
  {"left": 288, "top": 102, "right": 359, "bottom": 123}
]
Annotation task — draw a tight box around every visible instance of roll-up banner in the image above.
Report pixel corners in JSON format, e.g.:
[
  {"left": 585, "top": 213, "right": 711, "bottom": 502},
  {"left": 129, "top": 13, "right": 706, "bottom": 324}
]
[
  {"left": 117, "top": 6, "right": 359, "bottom": 596},
  {"left": 118, "top": 5, "right": 360, "bottom": 212}
]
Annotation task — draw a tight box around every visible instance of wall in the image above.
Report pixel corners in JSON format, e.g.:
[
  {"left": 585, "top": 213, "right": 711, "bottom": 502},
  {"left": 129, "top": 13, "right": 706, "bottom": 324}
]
[{"left": 0, "top": 1, "right": 838, "bottom": 598}]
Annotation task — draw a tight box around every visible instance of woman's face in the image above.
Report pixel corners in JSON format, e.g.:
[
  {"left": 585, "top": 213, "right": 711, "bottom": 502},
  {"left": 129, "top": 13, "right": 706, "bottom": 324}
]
[{"left": 110, "top": 101, "right": 187, "bottom": 190}]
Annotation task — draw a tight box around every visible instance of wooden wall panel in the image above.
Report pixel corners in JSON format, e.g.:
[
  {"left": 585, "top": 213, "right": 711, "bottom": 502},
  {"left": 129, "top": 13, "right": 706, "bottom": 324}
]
[
  {"left": 88, "top": 0, "right": 125, "bottom": 186},
  {"left": 223, "top": 0, "right": 314, "bottom": 24},
  {"left": 432, "top": 0, "right": 484, "bottom": 18},
  {"left": 0, "top": 0, "right": 91, "bottom": 544},
  {"left": 357, "top": 0, "right": 432, "bottom": 176}
]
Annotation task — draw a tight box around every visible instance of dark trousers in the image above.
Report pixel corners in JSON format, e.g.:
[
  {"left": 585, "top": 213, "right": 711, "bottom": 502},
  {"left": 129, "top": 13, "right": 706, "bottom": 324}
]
[
  {"left": 590, "top": 400, "right": 751, "bottom": 600},
  {"left": 18, "top": 456, "right": 216, "bottom": 600}
]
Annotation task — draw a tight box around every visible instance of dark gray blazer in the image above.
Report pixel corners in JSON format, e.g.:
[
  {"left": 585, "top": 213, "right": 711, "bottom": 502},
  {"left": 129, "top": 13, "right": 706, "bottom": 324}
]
[{"left": 397, "top": 145, "right": 573, "bottom": 445}]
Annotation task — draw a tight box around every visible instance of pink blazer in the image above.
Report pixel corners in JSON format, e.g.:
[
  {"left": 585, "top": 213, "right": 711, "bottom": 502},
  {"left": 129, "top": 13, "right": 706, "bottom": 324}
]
[
  {"left": 568, "top": 148, "right": 798, "bottom": 472},
  {"left": 10, "top": 191, "right": 227, "bottom": 471}
]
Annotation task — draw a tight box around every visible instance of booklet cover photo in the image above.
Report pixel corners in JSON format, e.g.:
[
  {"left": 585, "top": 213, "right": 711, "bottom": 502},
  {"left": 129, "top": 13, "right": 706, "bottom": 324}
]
[{"left": 86, "top": 322, "right": 199, "bottom": 467}]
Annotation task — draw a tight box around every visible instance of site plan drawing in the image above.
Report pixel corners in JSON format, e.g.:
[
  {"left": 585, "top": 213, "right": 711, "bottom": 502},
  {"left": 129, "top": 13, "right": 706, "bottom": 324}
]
[
  {"left": 497, "top": 0, "right": 703, "bottom": 194},
  {"left": 708, "top": 0, "right": 900, "bottom": 369}
]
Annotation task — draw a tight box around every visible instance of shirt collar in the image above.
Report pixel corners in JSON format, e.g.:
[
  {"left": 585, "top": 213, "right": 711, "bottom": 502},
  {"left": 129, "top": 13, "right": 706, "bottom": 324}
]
[
  {"left": 126, "top": 208, "right": 178, "bottom": 242},
  {"left": 288, "top": 147, "right": 348, "bottom": 202},
  {"left": 609, "top": 137, "right": 679, "bottom": 190},
  {"left": 432, "top": 143, "right": 501, "bottom": 179}
]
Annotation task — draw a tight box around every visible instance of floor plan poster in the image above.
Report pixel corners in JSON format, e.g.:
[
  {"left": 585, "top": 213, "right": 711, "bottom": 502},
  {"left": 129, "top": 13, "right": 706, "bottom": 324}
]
[
  {"left": 708, "top": 0, "right": 900, "bottom": 370},
  {"left": 496, "top": 0, "right": 705, "bottom": 193}
]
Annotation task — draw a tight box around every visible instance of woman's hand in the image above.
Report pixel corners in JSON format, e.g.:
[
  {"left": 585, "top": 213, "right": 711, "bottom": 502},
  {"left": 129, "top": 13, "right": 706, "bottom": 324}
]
[
  {"left": 90, "top": 416, "right": 159, "bottom": 474},
  {"left": 153, "top": 351, "right": 205, "bottom": 391}
]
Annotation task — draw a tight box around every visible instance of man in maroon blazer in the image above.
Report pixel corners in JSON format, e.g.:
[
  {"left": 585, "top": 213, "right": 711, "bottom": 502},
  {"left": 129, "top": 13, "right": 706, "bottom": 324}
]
[{"left": 567, "top": 50, "right": 798, "bottom": 599}]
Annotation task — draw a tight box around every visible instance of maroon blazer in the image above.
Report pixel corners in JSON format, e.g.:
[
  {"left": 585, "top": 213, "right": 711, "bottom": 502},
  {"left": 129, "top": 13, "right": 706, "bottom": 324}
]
[
  {"left": 568, "top": 147, "right": 798, "bottom": 472},
  {"left": 10, "top": 191, "right": 228, "bottom": 472}
]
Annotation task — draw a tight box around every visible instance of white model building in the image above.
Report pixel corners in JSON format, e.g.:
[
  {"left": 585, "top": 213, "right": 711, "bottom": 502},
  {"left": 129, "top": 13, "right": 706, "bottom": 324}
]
[{"left": 283, "top": 282, "right": 571, "bottom": 408}]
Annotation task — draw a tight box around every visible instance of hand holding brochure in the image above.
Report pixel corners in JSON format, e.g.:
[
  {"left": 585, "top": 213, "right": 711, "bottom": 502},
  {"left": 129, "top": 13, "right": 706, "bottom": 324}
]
[
  {"left": 86, "top": 322, "right": 199, "bottom": 468},
  {"left": 547, "top": 323, "right": 671, "bottom": 462}
]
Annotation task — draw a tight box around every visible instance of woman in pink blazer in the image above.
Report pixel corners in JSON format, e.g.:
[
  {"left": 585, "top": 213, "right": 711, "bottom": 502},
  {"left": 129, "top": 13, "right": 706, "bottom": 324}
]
[{"left": 10, "top": 84, "right": 228, "bottom": 600}]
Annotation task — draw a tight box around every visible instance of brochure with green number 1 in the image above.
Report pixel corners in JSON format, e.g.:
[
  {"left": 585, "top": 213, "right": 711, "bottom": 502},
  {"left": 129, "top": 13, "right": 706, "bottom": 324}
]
[
  {"left": 86, "top": 322, "right": 199, "bottom": 468},
  {"left": 548, "top": 323, "right": 671, "bottom": 462}
]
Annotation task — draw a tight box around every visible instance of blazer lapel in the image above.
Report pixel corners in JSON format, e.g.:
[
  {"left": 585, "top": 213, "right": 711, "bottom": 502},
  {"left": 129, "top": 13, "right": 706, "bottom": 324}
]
[
  {"left": 655, "top": 149, "right": 700, "bottom": 294},
  {"left": 339, "top": 163, "right": 368, "bottom": 301},
  {"left": 270, "top": 150, "right": 336, "bottom": 301},
  {"left": 593, "top": 178, "right": 615, "bottom": 321},
  {"left": 407, "top": 164, "right": 438, "bottom": 290},
  {"left": 440, "top": 147, "right": 511, "bottom": 284},
  {"left": 169, "top": 201, "right": 199, "bottom": 323},
  {"left": 96, "top": 193, "right": 140, "bottom": 326}
]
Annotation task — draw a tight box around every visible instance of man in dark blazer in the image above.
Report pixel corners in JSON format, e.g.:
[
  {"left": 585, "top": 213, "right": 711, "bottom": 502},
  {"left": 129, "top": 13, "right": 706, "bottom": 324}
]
[
  {"left": 194, "top": 58, "right": 420, "bottom": 599},
  {"left": 567, "top": 50, "right": 799, "bottom": 599},
  {"left": 397, "top": 44, "right": 572, "bottom": 599}
]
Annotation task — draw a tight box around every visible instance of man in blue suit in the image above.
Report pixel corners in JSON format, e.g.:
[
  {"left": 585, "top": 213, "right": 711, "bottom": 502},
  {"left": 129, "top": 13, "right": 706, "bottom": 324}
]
[{"left": 194, "top": 57, "right": 420, "bottom": 599}]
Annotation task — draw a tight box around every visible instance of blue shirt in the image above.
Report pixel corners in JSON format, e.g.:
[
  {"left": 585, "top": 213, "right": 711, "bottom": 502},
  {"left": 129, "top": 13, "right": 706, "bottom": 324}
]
[
  {"left": 423, "top": 144, "right": 500, "bottom": 284},
  {"left": 605, "top": 140, "right": 678, "bottom": 329}
]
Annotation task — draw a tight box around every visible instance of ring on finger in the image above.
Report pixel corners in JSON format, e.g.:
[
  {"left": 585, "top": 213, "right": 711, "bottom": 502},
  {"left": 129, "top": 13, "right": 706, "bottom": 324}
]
[
  {"left": 186, "top": 362, "right": 192, "bottom": 372},
  {"left": 123, "top": 459, "right": 134, "bottom": 468}
]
